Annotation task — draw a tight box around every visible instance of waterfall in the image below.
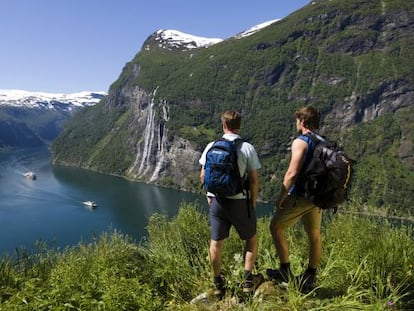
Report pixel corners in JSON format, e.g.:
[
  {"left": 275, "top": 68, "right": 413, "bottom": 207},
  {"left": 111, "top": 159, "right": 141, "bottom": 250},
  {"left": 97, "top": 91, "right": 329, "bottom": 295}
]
[
  {"left": 137, "top": 99, "right": 156, "bottom": 176},
  {"left": 150, "top": 101, "right": 169, "bottom": 181},
  {"left": 128, "top": 92, "right": 169, "bottom": 181}
]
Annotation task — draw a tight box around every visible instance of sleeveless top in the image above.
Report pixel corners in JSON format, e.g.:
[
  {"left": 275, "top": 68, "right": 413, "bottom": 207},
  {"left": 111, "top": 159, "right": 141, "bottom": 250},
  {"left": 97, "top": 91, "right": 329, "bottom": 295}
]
[{"left": 289, "top": 134, "right": 316, "bottom": 196}]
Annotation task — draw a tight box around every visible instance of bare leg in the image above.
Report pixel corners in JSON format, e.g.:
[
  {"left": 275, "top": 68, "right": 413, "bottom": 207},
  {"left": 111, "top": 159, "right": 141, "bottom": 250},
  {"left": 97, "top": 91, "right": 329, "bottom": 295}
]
[
  {"left": 209, "top": 239, "right": 225, "bottom": 276},
  {"left": 303, "top": 208, "right": 322, "bottom": 269},
  {"left": 270, "top": 216, "right": 289, "bottom": 263},
  {"left": 244, "top": 234, "right": 258, "bottom": 271},
  {"left": 305, "top": 227, "right": 322, "bottom": 268}
]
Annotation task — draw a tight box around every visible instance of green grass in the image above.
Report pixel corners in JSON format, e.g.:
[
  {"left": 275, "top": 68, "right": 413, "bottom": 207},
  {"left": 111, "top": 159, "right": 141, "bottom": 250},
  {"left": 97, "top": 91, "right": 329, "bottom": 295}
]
[{"left": 1, "top": 202, "right": 413, "bottom": 310}]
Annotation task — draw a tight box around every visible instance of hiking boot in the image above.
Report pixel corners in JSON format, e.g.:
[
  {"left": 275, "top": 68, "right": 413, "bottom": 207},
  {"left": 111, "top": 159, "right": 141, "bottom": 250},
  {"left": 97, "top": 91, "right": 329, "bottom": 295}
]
[
  {"left": 242, "top": 273, "right": 265, "bottom": 294},
  {"left": 295, "top": 272, "right": 317, "bottom": 293},
  {"left": 213, "top": 275, "right": 226, "bottom": 300},
  {"left": 266, "top": 268, "right": 292, "bottom": 287}
]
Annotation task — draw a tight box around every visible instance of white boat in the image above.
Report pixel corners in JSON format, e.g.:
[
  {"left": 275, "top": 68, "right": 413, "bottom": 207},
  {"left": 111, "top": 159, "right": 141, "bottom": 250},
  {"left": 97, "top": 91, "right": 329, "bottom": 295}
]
[
  {"left": 82, "top": 201, "right": 97, "bottom": 208},
  {"left": 24, "top": 171, "right": 36, "bottom": 180}
]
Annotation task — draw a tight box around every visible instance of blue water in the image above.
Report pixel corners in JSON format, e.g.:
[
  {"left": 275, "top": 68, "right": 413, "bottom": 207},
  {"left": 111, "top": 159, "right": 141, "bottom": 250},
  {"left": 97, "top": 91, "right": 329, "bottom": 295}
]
[
  {"left": 0, "top": 146, "right": 203, "bottom": 255},
  {"left": 0, "top": 146, "right": 274, "bottom": 256}
]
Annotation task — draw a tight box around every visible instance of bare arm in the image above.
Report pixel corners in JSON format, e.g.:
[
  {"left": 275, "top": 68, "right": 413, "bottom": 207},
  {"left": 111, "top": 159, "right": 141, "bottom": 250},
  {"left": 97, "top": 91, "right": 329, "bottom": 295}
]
[
  {"left": 275, "top": 138, "right": 308, "bottom": 207},
  {"left": 200, "top": 167, "right": 213, "bottom": 204},
  {"left": 200, "top": 167, "right": 205, "bottom": 185},
  {"left": 248, "top": 169, "right": 259, "bottom": 209}
]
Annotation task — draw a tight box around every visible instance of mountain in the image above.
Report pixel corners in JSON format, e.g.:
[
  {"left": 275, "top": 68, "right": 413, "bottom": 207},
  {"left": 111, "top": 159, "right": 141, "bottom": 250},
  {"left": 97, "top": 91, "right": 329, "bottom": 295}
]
[
  {"left": 51, "top": 0, "right": 414, "bottom": 216},
  {"left": 0, "top": 90, "right": 105, "bottom": 148}
]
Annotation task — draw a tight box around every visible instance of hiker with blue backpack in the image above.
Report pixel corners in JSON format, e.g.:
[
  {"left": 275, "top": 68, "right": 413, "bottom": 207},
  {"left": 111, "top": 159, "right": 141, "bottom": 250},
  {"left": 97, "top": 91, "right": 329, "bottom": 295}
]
[
  {"left": 268, "top": 106, "right": 324, "bottom": 293},
  {"left": 199, "top": 110, "right": 263, "bottom": 299}
]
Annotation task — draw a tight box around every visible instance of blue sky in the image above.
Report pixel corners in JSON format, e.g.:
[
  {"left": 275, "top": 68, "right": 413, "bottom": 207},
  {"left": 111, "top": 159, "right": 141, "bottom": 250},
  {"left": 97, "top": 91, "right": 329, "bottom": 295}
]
[{"left": 0, "top": 0, "right": 309, "bottom": 93}]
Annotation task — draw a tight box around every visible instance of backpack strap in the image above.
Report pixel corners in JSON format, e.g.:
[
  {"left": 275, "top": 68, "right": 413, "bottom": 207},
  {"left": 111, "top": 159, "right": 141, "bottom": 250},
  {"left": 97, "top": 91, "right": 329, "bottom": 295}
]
[
  {"left": 304, "top": 131, "right": 324, "bottom": 145},
  {"left": 304, "top": 132, "right": 325, "bottom": 158},
  {"left": 233, "top": 138, "right": 252, "bottom": 218},
  {"left": 294, "top": 133, "right": 320, "bottom": 196},
  {"left": 223, "top": 137, "right": 252, "bottom": 218},
  {"left": 231, "top": 137, "right": 242, "bottom": 173},
  {"left": 217, "top": 137, "right": 246, "bottom": 178}
]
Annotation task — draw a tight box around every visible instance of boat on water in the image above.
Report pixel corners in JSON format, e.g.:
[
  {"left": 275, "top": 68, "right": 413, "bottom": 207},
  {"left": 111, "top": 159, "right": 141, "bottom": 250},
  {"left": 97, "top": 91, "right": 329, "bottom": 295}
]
[
  {"left": 24, "top": 171, "right": 36, "bottom": 180},
  {"left": 82, "top": 200, "right": 97, "bottom": 208}
]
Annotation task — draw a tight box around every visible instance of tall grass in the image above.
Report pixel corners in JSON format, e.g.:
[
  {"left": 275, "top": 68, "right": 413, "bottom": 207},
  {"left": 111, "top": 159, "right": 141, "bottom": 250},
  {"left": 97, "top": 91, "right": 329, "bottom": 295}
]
[{"left": 0, "top": 202, "right": 413, "bottom": 310}]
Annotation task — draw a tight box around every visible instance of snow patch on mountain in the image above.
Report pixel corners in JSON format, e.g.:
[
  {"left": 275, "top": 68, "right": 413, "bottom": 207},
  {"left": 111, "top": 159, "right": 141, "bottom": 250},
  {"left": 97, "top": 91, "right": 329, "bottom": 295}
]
[
  {"left": 153, "top": 29, "right": 223, "bottom": 50},
  {"left": 235, "top": 19, "right": 281, "bottom": 38},
  {"left": 0, "top": 89, "right": 106, "bottom": 110}
]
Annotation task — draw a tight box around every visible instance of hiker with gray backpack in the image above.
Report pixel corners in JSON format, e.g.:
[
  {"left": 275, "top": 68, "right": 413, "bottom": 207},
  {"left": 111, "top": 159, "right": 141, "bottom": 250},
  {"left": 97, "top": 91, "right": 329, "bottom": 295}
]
[
  {"left": 268, "top": 106, "right": 354, "bottom": 293},
  {"left": 199, "top": 110, "right": 263, "bottom": 299}
]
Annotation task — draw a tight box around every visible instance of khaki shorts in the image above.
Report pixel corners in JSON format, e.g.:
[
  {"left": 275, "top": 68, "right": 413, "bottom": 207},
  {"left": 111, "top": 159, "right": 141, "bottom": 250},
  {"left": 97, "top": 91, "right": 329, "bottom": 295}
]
[{"left": 272, "top": 195, "right": 322, "bottom": 230}]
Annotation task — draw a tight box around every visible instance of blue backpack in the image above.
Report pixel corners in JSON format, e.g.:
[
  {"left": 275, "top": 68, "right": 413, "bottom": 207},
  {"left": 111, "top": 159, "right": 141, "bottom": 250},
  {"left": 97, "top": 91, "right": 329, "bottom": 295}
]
[{"left": 203, "top": 138, "right": 248, "bottom": 197}]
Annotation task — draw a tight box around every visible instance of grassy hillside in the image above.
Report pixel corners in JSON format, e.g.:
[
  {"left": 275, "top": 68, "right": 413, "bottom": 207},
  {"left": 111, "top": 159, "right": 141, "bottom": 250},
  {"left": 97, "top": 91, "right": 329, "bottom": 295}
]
[
  {"left": 51, "top": 104, "right": 133, "bottom": 175},
  {"left": 0, "top": 203, "right": 413, "bottom": 310}
]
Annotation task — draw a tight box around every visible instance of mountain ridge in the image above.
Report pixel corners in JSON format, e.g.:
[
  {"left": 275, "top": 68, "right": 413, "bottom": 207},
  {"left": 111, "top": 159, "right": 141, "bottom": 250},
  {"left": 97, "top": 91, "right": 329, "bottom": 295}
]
[
  {"left": 0, "top": 89, "right": 105, "bottom": 110},
  {"left": 0, "top": 90, "right": 106, "bottom": 148}
]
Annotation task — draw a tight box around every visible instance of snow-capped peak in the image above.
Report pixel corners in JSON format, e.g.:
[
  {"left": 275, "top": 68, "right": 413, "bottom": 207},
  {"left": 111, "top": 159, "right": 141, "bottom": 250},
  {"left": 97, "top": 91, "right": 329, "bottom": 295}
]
[
  {"left": 0, "top": 89, "right": 106, "bottom": 110},
  {"left": 148, "top": 19, "right": 281, "bottom": 52},
  {"left": 152, "top": 29, "right": 223, "bottom": 51},
  {"left": 235, "top": 19, "right": 281, "bottom": 39}
]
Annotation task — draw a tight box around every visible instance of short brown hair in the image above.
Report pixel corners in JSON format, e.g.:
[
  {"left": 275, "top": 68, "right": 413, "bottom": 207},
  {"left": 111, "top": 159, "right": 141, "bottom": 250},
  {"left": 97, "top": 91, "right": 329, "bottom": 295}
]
[
  {"left": 221, "top": 110, "right": 241, "bottom": 130},
  {"left": 295, "top": 106, "right": 320, "bottom": 130}
]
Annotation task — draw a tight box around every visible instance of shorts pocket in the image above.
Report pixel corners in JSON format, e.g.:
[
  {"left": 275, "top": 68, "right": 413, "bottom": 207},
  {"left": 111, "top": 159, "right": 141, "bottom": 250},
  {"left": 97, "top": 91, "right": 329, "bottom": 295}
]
[{"left": 281, "top": 195, "right": 297, "bottom": 209}]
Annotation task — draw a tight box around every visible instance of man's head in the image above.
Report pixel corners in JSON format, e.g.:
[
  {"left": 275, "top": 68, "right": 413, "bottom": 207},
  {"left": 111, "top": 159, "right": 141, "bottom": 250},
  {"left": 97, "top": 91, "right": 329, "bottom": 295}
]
[
  {"left": 221, "top": 110, "right": 241, "bottom": 132},
  {"left": 295, "top": 106, "right": 320, "bottom": 131}
]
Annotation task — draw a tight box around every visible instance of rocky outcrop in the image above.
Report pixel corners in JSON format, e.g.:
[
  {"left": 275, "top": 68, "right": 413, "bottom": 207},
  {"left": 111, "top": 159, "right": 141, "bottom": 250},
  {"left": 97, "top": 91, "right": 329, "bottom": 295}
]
[{"left": 324, "top": 79, "right": 414, "bottom": 130}]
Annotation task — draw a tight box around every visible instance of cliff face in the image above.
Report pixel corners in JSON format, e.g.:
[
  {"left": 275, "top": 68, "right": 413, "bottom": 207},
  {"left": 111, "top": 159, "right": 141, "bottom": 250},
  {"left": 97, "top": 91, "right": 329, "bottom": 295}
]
[
  {"left": 52, "top": 0, "right": 414, "bottom": 212},
  {"left": 324, "top": 79, "right": 413, "bottom": 129},
  {"left": 85, "top": 77, "right": 201, "bottom": 189},
  {"left": 123, "top": 86, "right": 199, "bottom": 188}
]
